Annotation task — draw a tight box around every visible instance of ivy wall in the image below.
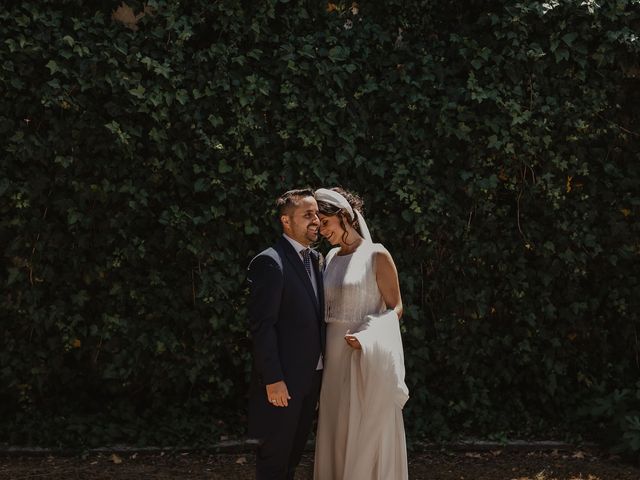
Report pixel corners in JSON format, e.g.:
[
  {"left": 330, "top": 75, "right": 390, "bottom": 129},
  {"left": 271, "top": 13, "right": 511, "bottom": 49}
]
[{"left": 1, "top": 0, "right": 639, "bottom": 449}]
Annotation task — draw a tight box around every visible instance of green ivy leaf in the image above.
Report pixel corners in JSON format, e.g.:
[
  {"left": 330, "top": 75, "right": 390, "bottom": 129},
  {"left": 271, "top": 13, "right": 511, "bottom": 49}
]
[
  {"left": 129, "top": 85, "right": 146, "bottom": 98},
  {"left": 45, "top": 60, "right": 59, "bottom": 74}
]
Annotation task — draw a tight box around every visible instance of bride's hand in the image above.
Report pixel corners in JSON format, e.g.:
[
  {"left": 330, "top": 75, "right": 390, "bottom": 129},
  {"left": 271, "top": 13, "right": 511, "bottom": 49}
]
[{"left": 344, "top": 333, "right": 362, "bottom": 350}]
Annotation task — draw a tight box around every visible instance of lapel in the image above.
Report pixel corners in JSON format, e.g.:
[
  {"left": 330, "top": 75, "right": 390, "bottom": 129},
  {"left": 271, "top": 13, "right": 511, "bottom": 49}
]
[{"left": 277, "top": 237, "right": 320, "bottom": 311}]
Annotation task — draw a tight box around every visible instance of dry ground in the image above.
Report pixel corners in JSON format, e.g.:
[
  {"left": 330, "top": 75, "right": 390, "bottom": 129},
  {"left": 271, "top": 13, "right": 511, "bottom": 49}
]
[{"left": 1, "top": 448, "right": 639, "bottom": 479}]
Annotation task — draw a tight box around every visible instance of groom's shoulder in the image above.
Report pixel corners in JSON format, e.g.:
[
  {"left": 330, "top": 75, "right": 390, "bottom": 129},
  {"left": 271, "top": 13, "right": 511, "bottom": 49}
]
[{"left": 248, "top": 244, "right": 283, "bottom": 271}]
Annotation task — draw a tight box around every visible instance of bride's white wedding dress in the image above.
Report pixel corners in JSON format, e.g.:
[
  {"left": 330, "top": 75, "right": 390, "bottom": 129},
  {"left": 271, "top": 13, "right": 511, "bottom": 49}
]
[{"left": 314, "top": 240, "right": 409, "bottom": 480}]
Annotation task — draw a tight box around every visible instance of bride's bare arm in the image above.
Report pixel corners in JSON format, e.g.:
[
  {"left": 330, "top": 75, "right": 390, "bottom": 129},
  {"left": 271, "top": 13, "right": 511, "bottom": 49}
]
[
  {"left": 345, "top": 247, "right": 404, "bottom": 350},
  {"left": 375, "top": 249, "right": 403, "bottom": 320}
]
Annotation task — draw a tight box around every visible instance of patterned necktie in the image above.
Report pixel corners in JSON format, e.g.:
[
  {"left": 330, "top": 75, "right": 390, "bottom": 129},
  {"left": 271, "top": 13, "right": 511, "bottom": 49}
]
[{"left": 301, "top": 248, "right": 313, "bottom": 279}]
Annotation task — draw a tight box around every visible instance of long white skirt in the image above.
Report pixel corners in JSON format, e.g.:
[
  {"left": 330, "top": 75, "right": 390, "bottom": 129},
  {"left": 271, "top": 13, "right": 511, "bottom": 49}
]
[{"left": 314, "top": 316, "right": 408, "bottom": 480}]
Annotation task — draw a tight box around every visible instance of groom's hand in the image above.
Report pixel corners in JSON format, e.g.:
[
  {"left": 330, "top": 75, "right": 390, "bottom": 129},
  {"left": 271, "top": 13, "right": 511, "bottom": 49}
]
[{"left": 266, "top": 381, "right": 291, "bottom": 407}]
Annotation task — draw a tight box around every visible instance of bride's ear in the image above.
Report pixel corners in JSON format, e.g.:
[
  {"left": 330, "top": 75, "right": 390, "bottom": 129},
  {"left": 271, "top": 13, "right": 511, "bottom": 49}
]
[{"left": 341, "top": 211, "right": 354, "bottom": 228}]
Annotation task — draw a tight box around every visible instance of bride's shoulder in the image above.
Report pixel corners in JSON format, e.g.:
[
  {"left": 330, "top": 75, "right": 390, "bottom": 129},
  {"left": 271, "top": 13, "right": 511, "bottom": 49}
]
[
  {"left": 369, "top": 242, "right": 389, "bottom": 255},
  {"left": 368, "top": 242, "right": 395, "bottom": 267},
  {"left": 363, "top": 242, "right": 389, "bottom": 264},
  {"left": 368, "top": 243, "right": 398, "bottom": 276}
]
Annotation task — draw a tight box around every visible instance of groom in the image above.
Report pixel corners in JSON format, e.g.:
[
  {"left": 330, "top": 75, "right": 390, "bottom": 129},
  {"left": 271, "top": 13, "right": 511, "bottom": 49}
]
[{"left": 247, "top": 188, "right": 325, "bottom": 480}]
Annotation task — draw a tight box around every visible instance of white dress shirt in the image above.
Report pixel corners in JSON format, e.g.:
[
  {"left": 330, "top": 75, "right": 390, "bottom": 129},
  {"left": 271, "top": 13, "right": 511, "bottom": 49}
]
[{"left": 282, "top": 234, "right": 319, "bottom": 298}]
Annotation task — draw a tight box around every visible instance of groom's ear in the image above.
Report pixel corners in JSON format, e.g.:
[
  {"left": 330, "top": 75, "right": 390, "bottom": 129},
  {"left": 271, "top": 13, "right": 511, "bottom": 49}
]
[{"left": 280, "top": 215, "right": 290, "bottom": 228}]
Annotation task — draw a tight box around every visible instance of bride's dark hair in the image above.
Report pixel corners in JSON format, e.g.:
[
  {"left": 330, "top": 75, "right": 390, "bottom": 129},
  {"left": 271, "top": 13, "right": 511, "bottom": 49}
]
[{"left": 316, "top": 187, "right": 364, "bottom": 245}]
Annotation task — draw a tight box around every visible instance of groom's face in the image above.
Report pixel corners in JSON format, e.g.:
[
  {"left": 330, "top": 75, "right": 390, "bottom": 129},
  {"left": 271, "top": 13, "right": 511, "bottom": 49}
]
[{"left": 282, "top": 196, "right": 319, "bottom": 246}]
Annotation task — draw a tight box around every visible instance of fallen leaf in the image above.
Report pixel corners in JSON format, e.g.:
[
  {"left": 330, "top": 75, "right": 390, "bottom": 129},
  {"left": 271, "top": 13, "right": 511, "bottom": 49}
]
[
  {"left": 236, "top": 456, "right": 247, "bottom": 465},
  {"left": 572, "top": 450, "right": 585, "bottom": 459},
  {"left": 464, "top": 452, "right": 483, "bottom": 459},
  {"left": 110, "top": 453, "right": 123, "bottom": 464}
]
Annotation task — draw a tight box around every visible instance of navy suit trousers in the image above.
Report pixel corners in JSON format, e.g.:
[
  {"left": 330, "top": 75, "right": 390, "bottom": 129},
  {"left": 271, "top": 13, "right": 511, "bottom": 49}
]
[{"left": 256, "top": 371, "right": 322, "bottom": 480}]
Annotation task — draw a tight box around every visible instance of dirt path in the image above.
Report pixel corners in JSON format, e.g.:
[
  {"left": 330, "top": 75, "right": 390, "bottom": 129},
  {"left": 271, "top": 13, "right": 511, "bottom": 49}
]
[{"left": 1, "top": 448, "right": 639, "bottom": 480}]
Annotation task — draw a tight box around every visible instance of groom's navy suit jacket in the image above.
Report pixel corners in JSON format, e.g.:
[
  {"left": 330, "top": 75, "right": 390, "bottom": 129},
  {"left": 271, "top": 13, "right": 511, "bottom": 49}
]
[{"left": 247, "top": 236, "right": 325, "bottom": 438}]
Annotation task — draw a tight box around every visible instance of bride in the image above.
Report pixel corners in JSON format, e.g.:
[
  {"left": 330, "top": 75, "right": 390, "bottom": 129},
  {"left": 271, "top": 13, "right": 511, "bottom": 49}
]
[{"left": 313, "top": 187, "right": 409, "bottom": 480}]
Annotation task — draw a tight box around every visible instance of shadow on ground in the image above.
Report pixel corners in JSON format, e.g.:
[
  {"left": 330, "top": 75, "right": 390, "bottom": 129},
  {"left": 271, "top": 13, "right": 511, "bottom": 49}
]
[{"left": 1, "top": 448, "right": 639, "bottom": 479}]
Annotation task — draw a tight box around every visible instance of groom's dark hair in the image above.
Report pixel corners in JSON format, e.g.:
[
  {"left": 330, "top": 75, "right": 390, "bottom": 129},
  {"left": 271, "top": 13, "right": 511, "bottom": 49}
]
[{"left": 275, "top": 188, "right": 315, "bottom": 217}]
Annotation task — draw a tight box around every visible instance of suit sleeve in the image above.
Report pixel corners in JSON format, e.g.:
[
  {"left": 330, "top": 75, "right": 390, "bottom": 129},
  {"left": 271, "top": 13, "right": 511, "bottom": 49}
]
[{"left": 247, "top": 254, "right": 284, "bottom": 385}]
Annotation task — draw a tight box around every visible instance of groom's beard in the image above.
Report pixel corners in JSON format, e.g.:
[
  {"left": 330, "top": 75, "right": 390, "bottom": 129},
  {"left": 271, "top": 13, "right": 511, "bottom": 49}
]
[{"left": 306, "top": 226, "right": 319, "bottom": 242}]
